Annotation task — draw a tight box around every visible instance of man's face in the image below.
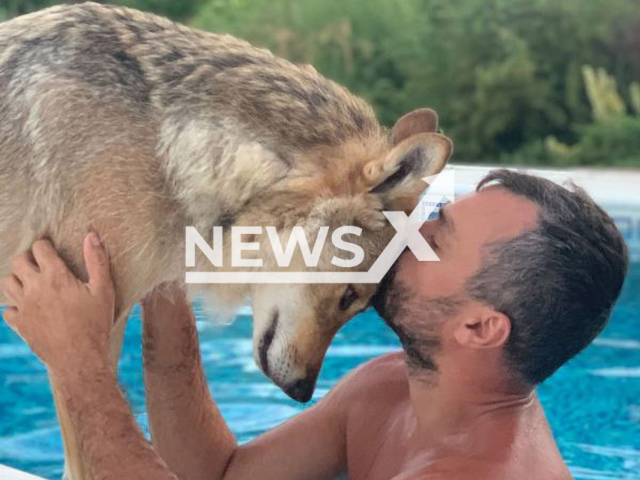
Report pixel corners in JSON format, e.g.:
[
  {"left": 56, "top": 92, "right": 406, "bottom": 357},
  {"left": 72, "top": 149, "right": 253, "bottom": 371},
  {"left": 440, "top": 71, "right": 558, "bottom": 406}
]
[{"left": 374, "top": 186, "right": 538, "bottom": 372}]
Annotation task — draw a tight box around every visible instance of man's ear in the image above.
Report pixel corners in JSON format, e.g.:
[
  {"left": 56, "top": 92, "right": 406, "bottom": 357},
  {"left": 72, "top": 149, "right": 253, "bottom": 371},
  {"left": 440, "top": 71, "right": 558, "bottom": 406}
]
[
  {"left": 364, "top": 132, "right": 452, "bottom": 211},
  {"left": 453, "top": 310, "right": 511, "bottom": 349},
  {"left": 392, "top": 108, "right": 439, "bottom": 145}
]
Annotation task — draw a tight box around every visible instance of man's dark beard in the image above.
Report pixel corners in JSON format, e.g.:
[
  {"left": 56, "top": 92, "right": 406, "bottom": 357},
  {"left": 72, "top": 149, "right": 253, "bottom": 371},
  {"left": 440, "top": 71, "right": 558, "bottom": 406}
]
[
  {"left": 372, "top": 260, "right": 465, "bottom": 374},
  {"left": 371, "top": 258, "right": 399, "bottom": 319},
  {"left": 375, "top": 276, "right": 441, "bottom": 372}
]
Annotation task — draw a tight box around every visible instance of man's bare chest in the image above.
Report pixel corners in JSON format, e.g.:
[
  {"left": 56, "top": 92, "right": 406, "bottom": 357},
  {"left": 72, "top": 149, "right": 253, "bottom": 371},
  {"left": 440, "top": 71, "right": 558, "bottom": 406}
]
[{"left": 345, "top": 401, "right": 430, "bottom": 480}]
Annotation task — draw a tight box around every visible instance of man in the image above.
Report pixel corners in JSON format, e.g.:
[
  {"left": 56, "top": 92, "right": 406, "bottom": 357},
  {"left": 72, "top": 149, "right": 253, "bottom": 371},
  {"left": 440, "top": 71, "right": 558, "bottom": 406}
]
[{"left": 2, "top": 170, "right": 628, "bottom": 480}]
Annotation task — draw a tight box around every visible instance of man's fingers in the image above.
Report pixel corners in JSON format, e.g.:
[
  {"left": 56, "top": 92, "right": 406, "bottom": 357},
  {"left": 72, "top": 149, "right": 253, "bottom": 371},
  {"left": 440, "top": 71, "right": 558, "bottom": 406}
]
[
  {"left": 84, "top": 233, "right": 113, "bottom": 294},
  {"left": 10, "top": 253, "right": 39, "bottom": 282},
  {"left": 32, "top": 239, "right": 69, "bottom": 274},
  {"left": 1, "top": 274, "right": 23, "bottom": 306}
]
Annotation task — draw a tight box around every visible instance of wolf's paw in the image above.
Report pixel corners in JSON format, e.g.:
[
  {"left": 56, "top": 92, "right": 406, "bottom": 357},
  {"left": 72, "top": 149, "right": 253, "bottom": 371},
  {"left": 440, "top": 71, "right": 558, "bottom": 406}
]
[
  {"left": 354, "top": 208, "right": 387, "bottom": 231},
  {"left": 352, "top": 196, "right": 387, "bottom": 231},
  {"left": 309, "top": 195, "right": 387, "bottom": 231}
]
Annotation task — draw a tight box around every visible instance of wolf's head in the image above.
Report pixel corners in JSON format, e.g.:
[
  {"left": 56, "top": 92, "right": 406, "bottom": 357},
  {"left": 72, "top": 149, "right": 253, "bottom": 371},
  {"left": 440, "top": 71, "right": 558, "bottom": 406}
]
[{"left": 193, "top": 108, "right": 452, "bottom": 401}]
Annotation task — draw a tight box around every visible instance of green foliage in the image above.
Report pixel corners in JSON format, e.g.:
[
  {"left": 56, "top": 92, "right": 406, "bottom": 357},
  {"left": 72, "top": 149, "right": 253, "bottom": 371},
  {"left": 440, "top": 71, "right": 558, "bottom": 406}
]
[
  {"left": 0, "top": 0, "right": 208, "bottom": 21},
  {"left": 553, "top": 116, "right": 640, "bottom": 167},
  {"left": 191, "top": 0, "right": 640, "bottom": 166},
  {"left": 631, "top": 83, "right": 640, "bottom": 116},
  {"left": 546, "top": 65, "right": 640, "bottom": 166},
  {"left": 1, "top": 0, "right": 639, "bottom": 166},
  {"left": 0, "top": 0, "right": 55, "bottom": 17},
  {"left": 583, "top": 66, "right": 627, "bottom": 122}
]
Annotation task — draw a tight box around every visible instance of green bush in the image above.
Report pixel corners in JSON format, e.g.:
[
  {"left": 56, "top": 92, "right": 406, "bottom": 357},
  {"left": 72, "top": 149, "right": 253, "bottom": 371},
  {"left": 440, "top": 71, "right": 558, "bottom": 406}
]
[
  {"left": 542, "top": 66, "right": 640, "bottom": 167},
  {"left": 560, "top": 116, "right": 640, "bottom": 167}
]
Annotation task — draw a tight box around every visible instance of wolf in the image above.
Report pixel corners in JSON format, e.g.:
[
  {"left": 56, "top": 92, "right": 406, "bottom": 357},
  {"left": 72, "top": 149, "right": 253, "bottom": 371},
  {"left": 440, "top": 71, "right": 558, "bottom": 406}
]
[{"left": 0, "top": 3, "right": 452, "bottom": 479}]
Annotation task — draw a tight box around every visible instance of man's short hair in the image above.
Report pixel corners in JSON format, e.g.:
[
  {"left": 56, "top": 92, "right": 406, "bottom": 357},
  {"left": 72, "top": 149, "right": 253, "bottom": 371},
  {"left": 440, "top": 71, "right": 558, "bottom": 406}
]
[{"left": 467, "top": 169, "right": 629, "bottom": 385}]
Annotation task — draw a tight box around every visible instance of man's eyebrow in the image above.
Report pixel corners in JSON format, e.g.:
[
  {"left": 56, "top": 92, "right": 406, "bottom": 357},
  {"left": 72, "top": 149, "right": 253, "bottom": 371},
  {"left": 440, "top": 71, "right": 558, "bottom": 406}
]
[{"left": 438, "top": 206, "right": 455, "bottom": 232}]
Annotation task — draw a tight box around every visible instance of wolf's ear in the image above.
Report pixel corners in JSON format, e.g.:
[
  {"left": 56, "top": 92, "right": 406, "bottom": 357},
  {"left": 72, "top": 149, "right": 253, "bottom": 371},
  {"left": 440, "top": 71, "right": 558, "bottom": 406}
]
[
  {"left": 391, "top": 108, "right": 439, "bottom": 146},
  {"left": 365, "top": 132, "right": 452, "bottom": 211}
]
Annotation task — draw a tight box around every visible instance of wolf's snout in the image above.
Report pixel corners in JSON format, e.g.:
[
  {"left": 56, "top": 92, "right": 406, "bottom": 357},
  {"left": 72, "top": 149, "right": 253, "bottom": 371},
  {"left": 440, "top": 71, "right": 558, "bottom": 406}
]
[
  {"left": 284, "top": 370, "right": 319, "bottom": 403},
  {"left": 254, "top": 308, "right": 321, "bottom": 403}
]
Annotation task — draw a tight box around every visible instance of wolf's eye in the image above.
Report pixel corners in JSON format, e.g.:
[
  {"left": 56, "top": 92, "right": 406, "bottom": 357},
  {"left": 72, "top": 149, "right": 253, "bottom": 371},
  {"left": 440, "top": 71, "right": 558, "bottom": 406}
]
[{"left": 339, "top": 285, "right": 359, "bottom": 311}]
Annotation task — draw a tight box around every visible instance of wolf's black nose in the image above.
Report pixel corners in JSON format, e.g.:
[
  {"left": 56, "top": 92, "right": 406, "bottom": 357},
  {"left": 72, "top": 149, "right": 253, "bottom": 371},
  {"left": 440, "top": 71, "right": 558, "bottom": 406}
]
[{"left": 284, "top": 375, "right": 317, "bottom": 403}]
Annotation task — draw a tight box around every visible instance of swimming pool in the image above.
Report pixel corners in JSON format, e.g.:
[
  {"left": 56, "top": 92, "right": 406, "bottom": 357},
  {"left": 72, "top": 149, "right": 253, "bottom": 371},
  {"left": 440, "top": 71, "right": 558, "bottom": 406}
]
[{"left": 0, "top": 261, "right": 638, "bottom": 479}]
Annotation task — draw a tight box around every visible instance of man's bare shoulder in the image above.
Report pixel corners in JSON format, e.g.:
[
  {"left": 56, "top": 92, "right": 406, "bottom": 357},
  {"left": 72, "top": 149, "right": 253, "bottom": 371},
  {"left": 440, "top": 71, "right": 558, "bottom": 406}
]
[
  {"left": 395, "top": 462, "right": 573, "bottom": 480},
  {"left": 319, "top": 351, "right": 409, "bottom": 414},
  {"left": 333, "top": 352, "right": 408, "bottom": 397},
  {"left": 397, "top": 474, "right": 573, "bottom": 480}
]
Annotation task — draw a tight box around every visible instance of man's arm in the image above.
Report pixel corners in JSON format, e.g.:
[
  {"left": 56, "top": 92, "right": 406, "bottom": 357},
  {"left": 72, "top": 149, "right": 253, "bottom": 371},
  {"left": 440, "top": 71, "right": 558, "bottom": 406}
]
[
  {"left": 52, "top": 364, "right": 178, "bottom": 480},
  {"left": 1, "top": 235, "right": 178, "bottom": 480},
  {"left": 142, "top": 289, "right": 349, "bottom": 480}
]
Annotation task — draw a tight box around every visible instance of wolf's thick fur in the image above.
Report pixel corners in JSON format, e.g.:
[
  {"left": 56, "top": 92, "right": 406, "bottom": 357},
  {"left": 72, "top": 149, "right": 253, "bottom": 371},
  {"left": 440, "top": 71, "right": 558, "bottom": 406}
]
[{"left": 0, "top": 4, "right": 451, "bottom": 479}]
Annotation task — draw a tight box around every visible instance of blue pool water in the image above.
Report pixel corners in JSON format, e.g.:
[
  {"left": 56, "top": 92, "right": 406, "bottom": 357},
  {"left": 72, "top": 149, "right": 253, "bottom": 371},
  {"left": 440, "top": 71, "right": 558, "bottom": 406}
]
[{"left": 0, "top": 266, "right": 638, "bottom": 479}]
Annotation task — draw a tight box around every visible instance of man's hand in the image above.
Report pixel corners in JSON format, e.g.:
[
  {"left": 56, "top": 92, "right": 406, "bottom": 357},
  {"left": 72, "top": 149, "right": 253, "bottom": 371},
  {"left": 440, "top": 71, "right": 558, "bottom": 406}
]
[
  {"left": 1, "top": 233, "right": 115, "bottom": 376},
  {"left": 1, "top": 234, "right": 182, "bottom": 480}
]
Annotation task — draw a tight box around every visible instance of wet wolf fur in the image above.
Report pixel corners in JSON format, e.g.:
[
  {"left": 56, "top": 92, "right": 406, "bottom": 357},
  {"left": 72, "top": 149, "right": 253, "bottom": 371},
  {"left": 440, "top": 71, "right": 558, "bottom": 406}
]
[{"left": 0, "top": 3, "right": 452, "bottom": 479}]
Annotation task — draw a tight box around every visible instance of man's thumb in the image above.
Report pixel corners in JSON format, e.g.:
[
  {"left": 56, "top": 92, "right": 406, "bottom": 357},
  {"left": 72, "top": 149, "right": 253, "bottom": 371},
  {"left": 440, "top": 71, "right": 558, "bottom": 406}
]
[{"left": 84, "top": 232, "right": 112, "bottom": 292}]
